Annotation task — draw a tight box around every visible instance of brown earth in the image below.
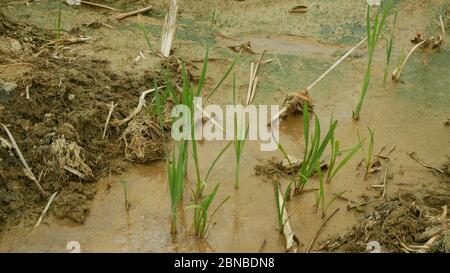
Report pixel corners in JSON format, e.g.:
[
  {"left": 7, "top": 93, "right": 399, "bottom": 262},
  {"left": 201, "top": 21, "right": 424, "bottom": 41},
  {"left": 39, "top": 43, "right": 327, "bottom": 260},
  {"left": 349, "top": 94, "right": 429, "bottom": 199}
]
[{"left": 0, "top": 11, "right": 180, "bottom": 228}]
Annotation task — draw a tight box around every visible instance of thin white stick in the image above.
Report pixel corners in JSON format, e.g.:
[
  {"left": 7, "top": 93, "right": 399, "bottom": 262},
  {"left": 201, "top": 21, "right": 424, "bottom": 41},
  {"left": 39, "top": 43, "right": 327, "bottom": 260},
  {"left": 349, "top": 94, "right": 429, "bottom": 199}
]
[
  {"left": 103, "top": 101, "right": 117, "bottom": 139},
  {"left": 0, "top": 136, "right": 12, "bottom": 149},
  {"left": 113, "top": 86, "right": 165, "bottom": 127},
  {"left": 269, "top": 37, "right": 366, "bottom": 125},
  {"left": 25, "top": 85, "right": 30, "bottom": 100},
  {"left": 439, "top": 15, "right": 445, "bottom": 37},
  {"left": 249, "top": 77, "right": 259, "bottom": 103},
  {"left": 392, "top": 39, "right": 427, "bottom": 81},
  {"left": 276, "top": 186, "right": 298, "bottom": 252},
  {"left": 79, "top": 1, "right": 123, "bottom": 12},
  {"left": 246, "top": 51, "right": 265, "bottom": 105},
  {"left": 160, "top": 0, "right": 178, "bottom": 57},
  {"left": 245, "top": 62, "right": 254, "bottom": 105},
  {"left": 306, "top": 37, "right": 367, "bottom": 91},
  {"left": 1, "top": 124, "right": 47, "bottom": 196},
  {"left": 64, "top": 165, "right": 86, "bottom": 180},
  {"left": 269, "top": 106, "right": 288, "bottom": 125},
  {"left": 253, "top": 51, "right": 265, "bottom": 79},
  {"left": 34, "top": 191, "right": 59, "bottom": 228},
  {"left": 249, "top": 51, "right": 265, "bottom": 104},
  {"left": 382, "top": 161, "right": 389, "bottom": 197},
  {"left": 115, "top": 5, "right": 152, "bottom": 20}
]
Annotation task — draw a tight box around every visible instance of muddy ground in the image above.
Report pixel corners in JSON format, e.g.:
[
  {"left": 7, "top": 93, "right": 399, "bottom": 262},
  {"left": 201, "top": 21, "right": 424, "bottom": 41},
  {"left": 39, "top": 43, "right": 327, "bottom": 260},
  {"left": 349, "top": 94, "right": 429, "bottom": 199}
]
[
  {"left": 0, "top": 9, "right": 178, "bottom": 226},
  {"left": 0, "top": 0, "right": 449, "bottom": 252}
]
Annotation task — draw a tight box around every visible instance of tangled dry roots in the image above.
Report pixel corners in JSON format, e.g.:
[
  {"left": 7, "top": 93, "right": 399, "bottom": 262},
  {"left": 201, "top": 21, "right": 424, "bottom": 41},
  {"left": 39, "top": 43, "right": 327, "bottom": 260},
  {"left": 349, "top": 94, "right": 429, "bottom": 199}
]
[
  {"left": 51, "top": 136, "right": 94, "bottom": 180},
  {"left": 283, "top": 91, "right": 313, "bottom": 116},
  {"left": 121, "top": 113, "right": 166, "bottom": 163},
  {"left": 322, "top": 200, "right": 450, "bottom": 253}
]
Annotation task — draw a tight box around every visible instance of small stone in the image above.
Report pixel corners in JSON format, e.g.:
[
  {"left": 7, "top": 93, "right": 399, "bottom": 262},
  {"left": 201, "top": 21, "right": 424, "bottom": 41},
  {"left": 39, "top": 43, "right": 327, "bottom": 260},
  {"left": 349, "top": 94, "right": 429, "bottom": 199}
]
[
  {"left": 0, "top": 79, "right": 17, "bottom": 95},
  {"left": 68, "top": 94, "right": 75, "bottom": 101},
  {"left": 10, "top": 39, "right": 22, "bottom": 52}
]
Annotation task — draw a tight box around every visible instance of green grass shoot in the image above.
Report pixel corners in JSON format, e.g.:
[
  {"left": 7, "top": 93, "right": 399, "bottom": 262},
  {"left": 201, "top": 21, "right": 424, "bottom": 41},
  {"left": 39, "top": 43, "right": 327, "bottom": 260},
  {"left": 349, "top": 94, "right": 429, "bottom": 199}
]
[
  {"left": 186, "top": 184, "right": 230, "bottom": 239},
  {"left": 383, "top": 7, "right": 399, "bottom": 85},
  {"left": 205, "top": 52, "right": 241, "bottom": 103},
  {"left": 174, "top": 48, "right": 232, "bottom": 238},
  {"left": 153, "top": 71, "right": 187, "bottom": 235},
  {"left": 232, "top": 74, "right": 248, "bottom": 188},
  {"left": 138, "top": 18, "right": 154, "bottom": 52},
  {"left": 314, "top": 167, "right": 346, "bottom": 218},
  {"left": 314, "top": 166, "right": 325, "bottom": 218},
  {"left": 54, "top": 7, "right": 62, "bottom": 40},
  {"left": 277, "top": 143, "right": 295, "bottom": 200},
  {"left": 297, "top": 102, "right": 337, "bottom": 192},
  {"left": 119, "top": 179, "right": 130, "bottom": 211},
  {"left": 353, "top": 1, "right": 392, "bottom": 120},
  {"left": 274, "top": 181, "right": 294, "bottom": 232},
  {"left": 168, "top": 136, "right": 188, "bottom": 234},
  {"left": 326, "top": 119, "right": 362, "bottom": 183},
  {"left": 357, "top": 127, "right": 375, "bottom": 180},
  {"left": 209, "top": 9, "right": 216, "bottom": 32}
]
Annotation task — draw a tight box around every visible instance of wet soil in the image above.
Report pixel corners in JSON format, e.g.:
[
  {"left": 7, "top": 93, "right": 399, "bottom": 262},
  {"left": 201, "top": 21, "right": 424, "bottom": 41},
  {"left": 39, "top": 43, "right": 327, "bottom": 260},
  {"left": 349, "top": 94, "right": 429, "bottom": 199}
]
[
  {"left": 0, "top": 10, "right": 173, "bottom": 226},
  {"left": 0, "top": 0, "right": 449, "bottom": 252}
]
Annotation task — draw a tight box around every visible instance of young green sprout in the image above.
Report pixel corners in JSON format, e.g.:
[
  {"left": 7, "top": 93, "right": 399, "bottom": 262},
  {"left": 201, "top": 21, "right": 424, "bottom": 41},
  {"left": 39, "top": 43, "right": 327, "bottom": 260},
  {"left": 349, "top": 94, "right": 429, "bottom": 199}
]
[
  {"left": 205, "top": 51, "right": 241, "bottom": 103},
  {"left": 326, "top": 119, "right": 362, "bottom": 183},
  {"left": 314, "top": 166, "right": 325, "bottom": 218},
  {"left": 383, "top": 7, "right": 399, "bottom": 85},
  {"left": 232, "top": 74, "right": 249, "bottom": 189},
  {"left": 314, "top": 166, "right": 346, "bottom": 219},
  {"left": 274, "top": 181, "right": 294, "bottom": 232},
  {"left": 277, "top": 143, "right": 296, "bottom": 201},
  {"left": 54, "top": 7, "right": 62, "bottom": 40},
  {"left": 187, "top": 184, "right": 230, "bottom": 239},
  {"left": 358, "top": 127, "right": 375, "bottom": 180},
  {"left": 168, "top": 139, "right": 188, "bottom": 234},
  {"left": 153, "top": 75, "right": 187, "bottom": 234},
  {"left": 297, "top": 102, "right": 337, "bottom": 193},
  {"left": 209, "top": 9, "right": 216, "bottom": 32},
  {"left": 119, "top": 179, "right": 130, "bottom": 211},
  {"left": 353, "top": 0, "right": 392, "bottom": 120},
  {"left": 175, "top": 48, "right": 231, "bottom": 238},
  {"left": 138, "top": 16, "right": 154, "bottom": 52},
  {"left": 188, "top": 140, "right": 231, "bottom": 238}
]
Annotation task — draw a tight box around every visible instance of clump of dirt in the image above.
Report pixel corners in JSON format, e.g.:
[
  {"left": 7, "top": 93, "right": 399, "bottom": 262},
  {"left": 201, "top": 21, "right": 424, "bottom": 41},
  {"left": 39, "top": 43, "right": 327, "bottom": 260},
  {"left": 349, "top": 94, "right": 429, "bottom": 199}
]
[
  {"left": 254, "top": 157, "right": 286, "bottom": 178},
  {"left": 254, "top": 156, "right": 326, "bottom": 180},
  {"left": 321, "top": 199, "right": 450, "bottom": 253},
  {"left": 0, "top": 12, "right": 190, "bottom": 230},
  {"left": 121, "top": 113, "right": 166, "bottom": 163}
]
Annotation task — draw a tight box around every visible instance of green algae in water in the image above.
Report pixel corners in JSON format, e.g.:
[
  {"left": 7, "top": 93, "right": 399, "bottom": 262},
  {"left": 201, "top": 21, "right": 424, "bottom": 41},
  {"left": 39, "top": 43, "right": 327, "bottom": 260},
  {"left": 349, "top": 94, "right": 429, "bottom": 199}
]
[{"left": 395, "top": 47, "right": 450, "bottom": 108}]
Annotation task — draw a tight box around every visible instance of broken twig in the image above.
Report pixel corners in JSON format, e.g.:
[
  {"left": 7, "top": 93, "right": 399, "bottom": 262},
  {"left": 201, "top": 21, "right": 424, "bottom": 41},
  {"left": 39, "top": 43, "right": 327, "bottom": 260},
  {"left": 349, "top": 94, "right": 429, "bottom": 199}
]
[
  {"left": 0, "top": 136, "right": 12, "bottom": 149},
  {"left": 408, "top": 152, "right": 444, "bottom": 174},
  {"left": 246, "top": 51, "right": 265, "bottom": 105},
  {"left": 25, "top": 85, "right": 30, "bottom": 100},
  {"left": 34, "top": 191, "right": 59, "bottom": 228},
  {"left": 1, "top": 124, "right": 47, "bottom": 196},
  {"left": 113, "top": 86, "right": 165, "bottom": 127},
  {"left": 276, "top": 186, "right": 300, "bottom": 253},
  {"left": 306, "top": 208, "right": 339, "bottom": 253},
  {"left": 115, "top": 5, "right": 152, "bottom": 20},
  {"left": 103, "top": 101, "right": 118, "bottom": 139},
  {"left": 392, "top": 40, "right": 427, "bottom": 81},
  {"left": 78, "top": 1, "right": 123, "bottom": 12}
]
